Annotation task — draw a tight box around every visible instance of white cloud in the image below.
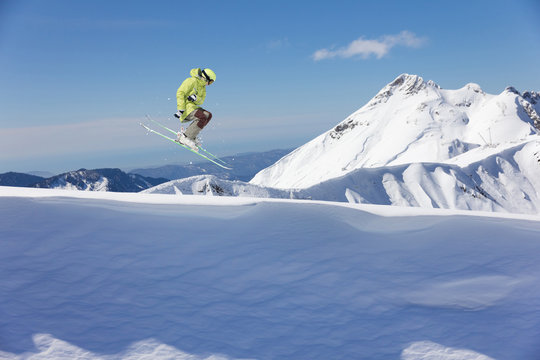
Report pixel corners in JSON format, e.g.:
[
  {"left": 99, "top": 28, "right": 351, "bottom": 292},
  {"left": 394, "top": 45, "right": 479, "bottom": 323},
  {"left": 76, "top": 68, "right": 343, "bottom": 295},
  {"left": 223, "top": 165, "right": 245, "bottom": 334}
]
[{"left": 313, "top": 31, "right": 426, "bottom": 61}]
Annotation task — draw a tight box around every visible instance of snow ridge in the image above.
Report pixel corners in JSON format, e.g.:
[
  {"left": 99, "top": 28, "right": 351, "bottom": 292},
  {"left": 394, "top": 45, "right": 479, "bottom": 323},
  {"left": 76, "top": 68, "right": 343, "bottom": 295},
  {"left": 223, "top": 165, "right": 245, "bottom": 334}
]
[{"left": 142, "top": 174, "right": 294, "bottom": 199}]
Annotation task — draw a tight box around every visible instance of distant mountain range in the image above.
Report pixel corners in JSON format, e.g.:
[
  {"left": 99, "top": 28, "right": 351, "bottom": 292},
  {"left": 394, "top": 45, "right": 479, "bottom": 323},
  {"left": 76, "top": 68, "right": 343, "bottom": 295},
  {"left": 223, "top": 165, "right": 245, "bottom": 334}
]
[
  {"left": 0, "top": 148, "right": 293, "bottom": 192},
  {"left": 0, "top": 172, "right": 45, "bottom": 187},
  {"left": 129, "top": 149, "right": 293, "bottom": 181},
  {"left": 32, "top": 168, "right": 168, "bottom": 192},
  {"left": 0, "top": 169, "right": 168, "bottom": 192}
]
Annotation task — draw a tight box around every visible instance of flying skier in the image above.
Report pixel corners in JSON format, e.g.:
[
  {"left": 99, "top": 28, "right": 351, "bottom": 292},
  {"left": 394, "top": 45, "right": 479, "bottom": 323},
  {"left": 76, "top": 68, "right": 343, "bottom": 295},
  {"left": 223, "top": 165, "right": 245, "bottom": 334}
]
[{"left": 174, "top": 67, "right": 216, "bottom": 151}]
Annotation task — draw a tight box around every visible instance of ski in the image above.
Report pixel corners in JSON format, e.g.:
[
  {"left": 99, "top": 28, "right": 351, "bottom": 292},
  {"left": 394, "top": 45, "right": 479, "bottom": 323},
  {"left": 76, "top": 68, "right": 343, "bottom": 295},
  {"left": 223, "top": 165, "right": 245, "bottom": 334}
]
[
  {"left": 140, "top": 123, "right": 232, "bottom": 170},
  {"left": 145, "top": 115, "right": 230, "bottom": 166}
]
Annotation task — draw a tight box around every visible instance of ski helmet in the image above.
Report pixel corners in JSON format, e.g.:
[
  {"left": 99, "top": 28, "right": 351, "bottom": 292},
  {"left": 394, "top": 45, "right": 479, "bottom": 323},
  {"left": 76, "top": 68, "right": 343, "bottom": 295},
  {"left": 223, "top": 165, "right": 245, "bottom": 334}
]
[{"left": 201, "top": 68, "right": 216, "bottom": 83}]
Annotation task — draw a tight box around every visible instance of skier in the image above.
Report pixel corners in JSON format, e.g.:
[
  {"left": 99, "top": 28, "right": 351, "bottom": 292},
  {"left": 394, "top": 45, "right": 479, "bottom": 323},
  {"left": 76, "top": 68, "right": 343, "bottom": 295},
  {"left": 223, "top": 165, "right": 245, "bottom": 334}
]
[{"left": 174, "top": 67, "right": 216, "bottom": 150}]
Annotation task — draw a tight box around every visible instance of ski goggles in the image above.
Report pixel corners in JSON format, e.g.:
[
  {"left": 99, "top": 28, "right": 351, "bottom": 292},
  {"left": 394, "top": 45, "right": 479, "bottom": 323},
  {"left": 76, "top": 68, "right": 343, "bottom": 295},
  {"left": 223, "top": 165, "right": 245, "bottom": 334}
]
[{"left": 201, "top": 69, "right": 214, "bottom": 84}]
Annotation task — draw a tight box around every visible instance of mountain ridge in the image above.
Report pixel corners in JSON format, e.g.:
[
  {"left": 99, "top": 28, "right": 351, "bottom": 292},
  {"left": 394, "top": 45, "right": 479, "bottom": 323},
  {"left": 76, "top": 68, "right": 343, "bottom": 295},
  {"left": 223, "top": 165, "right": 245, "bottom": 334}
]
[
  {"left": 33, "top": 168, "right": 168, "bottom": 192},
  {"left": 250, "top": 73, "right": 540, "bottom": 189},
  {"left": 144, "top": 138, "right": 540, "bottom": 214},
  {"left": 0, "top": 172, "right": 44, "bottom": 187}
]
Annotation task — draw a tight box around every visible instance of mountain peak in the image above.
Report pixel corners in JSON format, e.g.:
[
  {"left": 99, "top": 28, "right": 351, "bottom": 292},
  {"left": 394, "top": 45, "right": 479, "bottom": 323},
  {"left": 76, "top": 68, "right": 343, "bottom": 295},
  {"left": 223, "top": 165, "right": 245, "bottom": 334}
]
[
  {"left": 368, "top": 74, "right": 439, "bottom": 107},
  {"left": 251, "top": 75, "right": 540, "bottom": 190},
  {"left": 388, "top": 74, "right": 427, "bottom": 94},
  {"left": 463, "top": 83, "right": 484, "bottom": 94},
  {"left": 389, "top": 73, "right": 422, "bottom": 86},
  {"left": 504, "top": 86, "right": 520, "bottom": 95}
]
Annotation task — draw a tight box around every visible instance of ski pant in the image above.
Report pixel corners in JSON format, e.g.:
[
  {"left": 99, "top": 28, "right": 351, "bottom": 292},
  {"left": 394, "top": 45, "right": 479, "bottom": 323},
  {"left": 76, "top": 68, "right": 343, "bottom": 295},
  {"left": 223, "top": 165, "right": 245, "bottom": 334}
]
[{"left": 183, "top": 108, "right": 212, "bottom": 139}]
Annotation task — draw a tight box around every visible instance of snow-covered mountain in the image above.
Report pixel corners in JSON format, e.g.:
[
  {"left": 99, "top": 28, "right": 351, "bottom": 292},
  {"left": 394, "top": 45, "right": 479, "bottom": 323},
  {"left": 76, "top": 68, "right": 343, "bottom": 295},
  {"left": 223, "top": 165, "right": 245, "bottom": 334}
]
[
  {"left": 250, "top": 74, "right": 540, "bottom": 189},
  {"left": 142, "top": 174, "right": 294, "bottom": 198},
  {"left": 299, "top": 139, "right": 540, "bottom": 213},
  {"left": 33, "top": 168, "right": 167, "bottom": 192},
  {"left": 145, "top": 138, "right": 540, "bottom": 214}
]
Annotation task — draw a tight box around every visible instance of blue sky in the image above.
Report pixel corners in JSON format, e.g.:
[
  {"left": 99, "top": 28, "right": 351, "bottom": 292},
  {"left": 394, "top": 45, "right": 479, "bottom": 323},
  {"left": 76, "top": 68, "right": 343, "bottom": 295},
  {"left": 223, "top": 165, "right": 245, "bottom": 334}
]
[{"left": 1, "top": 0, "right": 539, "bottom": 174}]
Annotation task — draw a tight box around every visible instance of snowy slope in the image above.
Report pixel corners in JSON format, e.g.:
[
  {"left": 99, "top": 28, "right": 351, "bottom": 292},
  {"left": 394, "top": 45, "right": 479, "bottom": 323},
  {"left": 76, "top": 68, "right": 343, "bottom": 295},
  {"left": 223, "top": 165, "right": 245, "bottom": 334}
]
[
  {"left": 299, "top": 139, "right": 540, "bottom": 213},
  {"left": 141, "top": 174, "right": 294, "bottom": 198},
  {"left": 1, "top": 187, "right": 540, "bottom": 360},
  {"left": 251, "top": 74, "right": 540, "bottom": 189},
  {"left": 146, "top": 139, "right": 540, "bottom": 215}
]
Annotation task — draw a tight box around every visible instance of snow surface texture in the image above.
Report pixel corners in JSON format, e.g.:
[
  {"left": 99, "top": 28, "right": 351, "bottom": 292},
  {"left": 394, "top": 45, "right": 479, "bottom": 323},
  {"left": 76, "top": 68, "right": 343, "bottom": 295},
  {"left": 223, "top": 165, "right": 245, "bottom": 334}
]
[
  {"left": 249, "top": 74, "right": 540, "bottom": 214},
  {"left": 2, "top": 187, "right": 540, "bottom": 359}
]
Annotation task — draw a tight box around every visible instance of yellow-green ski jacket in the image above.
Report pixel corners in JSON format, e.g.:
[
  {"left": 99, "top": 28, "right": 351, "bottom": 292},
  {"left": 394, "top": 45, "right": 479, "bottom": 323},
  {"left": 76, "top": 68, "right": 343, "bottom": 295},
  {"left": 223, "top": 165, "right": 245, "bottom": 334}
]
[{"left": 176, "top": 68, "right": 208, "bottom": 122}]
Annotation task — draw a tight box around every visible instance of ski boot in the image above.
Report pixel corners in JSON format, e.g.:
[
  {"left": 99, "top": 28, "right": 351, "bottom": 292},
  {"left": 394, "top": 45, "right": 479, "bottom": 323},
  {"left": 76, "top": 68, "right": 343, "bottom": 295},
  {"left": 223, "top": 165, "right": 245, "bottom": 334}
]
[{"left": 176, "top": 130, "right": 199, "bottom": 152}]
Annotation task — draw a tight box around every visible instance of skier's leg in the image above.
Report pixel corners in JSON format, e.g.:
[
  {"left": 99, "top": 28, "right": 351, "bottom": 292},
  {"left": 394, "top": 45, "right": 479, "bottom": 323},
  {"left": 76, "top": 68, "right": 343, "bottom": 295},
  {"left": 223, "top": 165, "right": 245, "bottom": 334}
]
[{"left": 184, "top": 109, "right": 212, "bottom": 140}]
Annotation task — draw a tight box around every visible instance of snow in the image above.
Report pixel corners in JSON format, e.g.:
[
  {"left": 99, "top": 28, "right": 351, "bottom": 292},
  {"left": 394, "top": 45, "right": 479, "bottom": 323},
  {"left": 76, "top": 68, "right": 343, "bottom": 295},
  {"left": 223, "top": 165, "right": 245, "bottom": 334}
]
[
  {"left": 401, "top": 341, "right": 496, "bottom": 360},
  {"left": 145, "top": 139, "right": 540, "bottom": 215},
  {"left": 250, "top": 74, "right": 539, "bottom": 190},
  {"left": 1, "top": 187, "right": 540, "bottom": 359},
  {"left": 141, "top": 175, "right": 293, "bottom": 199}
]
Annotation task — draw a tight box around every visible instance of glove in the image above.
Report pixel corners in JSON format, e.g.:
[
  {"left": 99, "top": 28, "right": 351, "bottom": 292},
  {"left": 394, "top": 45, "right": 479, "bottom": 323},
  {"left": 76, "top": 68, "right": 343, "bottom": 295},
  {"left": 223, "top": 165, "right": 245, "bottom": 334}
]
[
  {"left": 187, "top": 94, "right": 197, "bottom": 102},
  {"left": 174, "top": 110, "right": 185, "bottom": 118}
]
